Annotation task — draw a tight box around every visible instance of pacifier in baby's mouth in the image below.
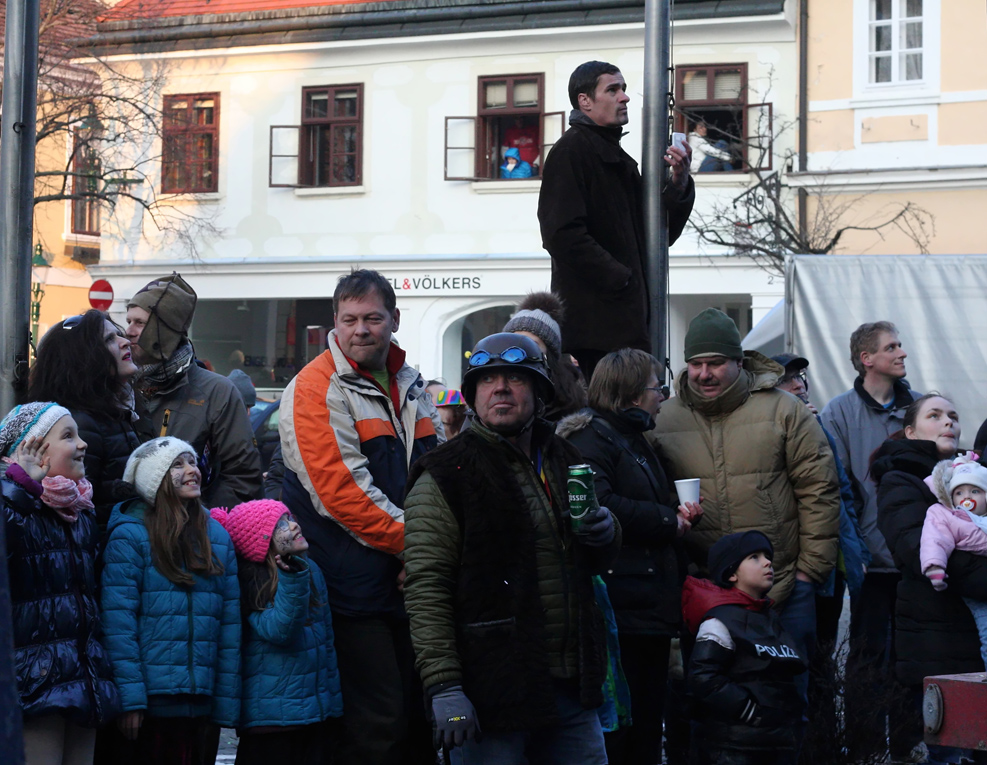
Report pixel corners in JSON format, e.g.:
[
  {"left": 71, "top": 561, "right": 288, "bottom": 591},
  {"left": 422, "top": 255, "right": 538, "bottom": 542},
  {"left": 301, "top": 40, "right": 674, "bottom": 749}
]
[{"left": 959, "top": 498, "right": 978, "bottom": 512}]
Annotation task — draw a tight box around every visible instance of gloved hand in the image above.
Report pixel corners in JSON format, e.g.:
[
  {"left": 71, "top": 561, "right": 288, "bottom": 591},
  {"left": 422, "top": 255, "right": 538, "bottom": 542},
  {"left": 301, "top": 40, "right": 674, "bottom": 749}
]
[
  {"left": 926, "top": 566, "right": 948, "bottom": 591},
  {"left": 579, "top": 505, "right": 615, "bottom": 547},
  {"left": 430, "top": 684, "right": 480, "bottom": 750}
]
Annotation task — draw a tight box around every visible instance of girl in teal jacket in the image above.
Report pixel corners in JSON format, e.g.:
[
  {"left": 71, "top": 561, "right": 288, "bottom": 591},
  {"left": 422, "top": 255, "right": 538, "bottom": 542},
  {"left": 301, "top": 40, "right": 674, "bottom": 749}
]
[
  {"left": 211, "top": 498, "right": 343, "bottom": 764},
  {"left": 100, "top": 437, "right": 241, "bottom": 765}
]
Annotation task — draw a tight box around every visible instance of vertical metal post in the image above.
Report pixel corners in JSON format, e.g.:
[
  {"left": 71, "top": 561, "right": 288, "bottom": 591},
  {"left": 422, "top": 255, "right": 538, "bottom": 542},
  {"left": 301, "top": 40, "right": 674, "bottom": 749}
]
[
  {"left": 0, "top": 0, "right": 42, "bottom": 416},
  {"left": 642, "top": 0, "right": 672, "bottom": 378}
]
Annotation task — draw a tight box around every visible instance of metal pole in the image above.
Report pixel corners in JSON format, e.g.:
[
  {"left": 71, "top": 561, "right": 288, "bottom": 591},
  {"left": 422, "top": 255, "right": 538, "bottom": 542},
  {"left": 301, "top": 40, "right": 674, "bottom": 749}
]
[
  {"left": 0, "top": 0, "right": 41, "bottom": 417},
  {"left": 642, "top": 0, "right": 672, "bottom": 378}
]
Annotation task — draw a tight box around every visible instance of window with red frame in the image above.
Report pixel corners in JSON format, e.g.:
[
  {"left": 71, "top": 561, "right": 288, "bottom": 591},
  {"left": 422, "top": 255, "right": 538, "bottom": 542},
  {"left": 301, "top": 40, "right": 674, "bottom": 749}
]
[
  {"left": 300, "top": 84, "right": 363, "bottom": 186},
  {"left": 71, "top": 132, "right": 101, "bottom": 236},
  {"left": 673, "top": 64, "right": 773, "bottom": 172},
  {"left": 162, "top": 93, "right": 219, "bottom": 193}
]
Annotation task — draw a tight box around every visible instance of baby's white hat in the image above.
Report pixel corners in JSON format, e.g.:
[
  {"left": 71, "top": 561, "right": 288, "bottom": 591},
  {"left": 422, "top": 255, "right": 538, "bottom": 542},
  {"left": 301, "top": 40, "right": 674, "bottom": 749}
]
[{"left": 948, "top": 460, "right": 987, "bottom": 499}]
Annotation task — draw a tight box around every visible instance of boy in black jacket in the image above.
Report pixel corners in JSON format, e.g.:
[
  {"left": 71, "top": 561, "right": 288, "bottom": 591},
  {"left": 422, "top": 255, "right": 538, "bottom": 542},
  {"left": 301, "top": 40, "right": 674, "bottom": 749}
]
[{"left": 681, "top": 531, "right": 807, "bottom": 765}]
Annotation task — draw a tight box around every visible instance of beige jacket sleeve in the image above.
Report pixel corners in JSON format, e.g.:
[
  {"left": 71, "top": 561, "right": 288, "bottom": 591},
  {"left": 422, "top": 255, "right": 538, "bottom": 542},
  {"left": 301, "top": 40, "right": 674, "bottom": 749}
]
[{"left": 786, "top": 401, "right": 841, "bottom": 583}]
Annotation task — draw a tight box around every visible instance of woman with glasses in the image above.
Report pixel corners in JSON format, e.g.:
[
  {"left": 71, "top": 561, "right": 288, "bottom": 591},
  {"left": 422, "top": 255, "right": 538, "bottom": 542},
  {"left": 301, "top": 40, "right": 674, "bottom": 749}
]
[
  {"left": 28, "top": 309, "right": 142, "bottom": 528},
  {"left": 558, "top": 348, "right": 702, "bottom": 765}
]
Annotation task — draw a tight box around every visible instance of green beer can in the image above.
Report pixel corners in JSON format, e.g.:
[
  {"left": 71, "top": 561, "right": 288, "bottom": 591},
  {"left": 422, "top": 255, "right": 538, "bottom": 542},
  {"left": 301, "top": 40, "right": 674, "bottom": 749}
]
[{"left": 567, "top": 464, "right": 598, "bottom": 534}]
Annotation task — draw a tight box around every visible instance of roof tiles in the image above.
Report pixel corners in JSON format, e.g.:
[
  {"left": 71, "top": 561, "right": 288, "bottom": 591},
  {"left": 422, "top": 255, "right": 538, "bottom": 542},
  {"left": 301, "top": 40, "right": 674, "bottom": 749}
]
[{"left": 104, "top": 0, "right": 397, "bottom": 20}]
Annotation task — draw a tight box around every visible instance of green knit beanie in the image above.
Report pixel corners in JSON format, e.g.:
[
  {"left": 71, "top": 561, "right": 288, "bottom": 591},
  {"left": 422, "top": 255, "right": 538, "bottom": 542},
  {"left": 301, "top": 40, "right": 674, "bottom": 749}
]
[
  {"left": 684, "top": 308, "right": 743, "bottom": 361},
  {"left": 128, "top": 273, "right": 197, "bottom": 362}
]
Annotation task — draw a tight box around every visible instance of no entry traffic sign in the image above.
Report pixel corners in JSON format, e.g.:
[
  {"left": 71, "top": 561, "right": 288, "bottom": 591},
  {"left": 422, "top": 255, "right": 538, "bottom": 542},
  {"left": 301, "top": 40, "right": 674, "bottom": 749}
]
[{"left": 89, "top": 279, "right": 114, "bottom": 310}]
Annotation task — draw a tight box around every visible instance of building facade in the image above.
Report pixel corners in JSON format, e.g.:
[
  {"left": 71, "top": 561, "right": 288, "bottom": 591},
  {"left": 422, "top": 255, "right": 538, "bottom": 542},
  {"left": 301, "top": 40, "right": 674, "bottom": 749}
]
[
  {"left": 86, "top": 0, "right": 797, "bottom": 392},
  {"left": 794, "top": 0, "right": 987, "bottom": 255}
]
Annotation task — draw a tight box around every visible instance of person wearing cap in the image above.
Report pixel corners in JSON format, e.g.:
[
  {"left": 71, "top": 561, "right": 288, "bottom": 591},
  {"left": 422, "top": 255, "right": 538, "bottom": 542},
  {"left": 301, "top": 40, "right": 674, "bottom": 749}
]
[
  {"left": 278, "top": 269, "right": 442, "bottom": 765},
  {"left": 681, "top": 531, "right": 807, "bottom": 764},
  {"left": 434, "top": 389, "right": 467, "bottom": 439},
  {"left": 125, "top": 273, "right": 262, "bottom": 508},
  {"left": 404, "top": 332, "right": 621, "bottom": 763},
  {"left": 538, "top": 61, "right": 695, "bottom": 381},
  {"left": 651, "top": 309, "right": 838, "bottom": 716}
]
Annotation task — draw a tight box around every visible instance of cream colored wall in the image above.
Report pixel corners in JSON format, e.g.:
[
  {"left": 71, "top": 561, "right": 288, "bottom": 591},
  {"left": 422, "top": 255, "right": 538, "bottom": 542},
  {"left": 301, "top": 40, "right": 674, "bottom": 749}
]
[
  {"left": 941, "top": 0, "right": 987, "bottom": 92},
  {"left": 806, "top": 187, "right": 987, "bottom": 255},
  {"left": 806, "top": 0, "right": 853, "bottom": 102}
]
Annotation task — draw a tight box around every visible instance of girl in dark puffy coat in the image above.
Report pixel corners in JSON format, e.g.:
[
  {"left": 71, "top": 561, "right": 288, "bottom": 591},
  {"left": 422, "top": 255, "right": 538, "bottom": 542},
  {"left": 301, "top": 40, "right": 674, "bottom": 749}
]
[
  {"left": 100, "top": 437, "right": 240, "bottom": 765},
  {"left": 29, "top": 309, "right": 142, "bottom": 528},
  {"left": 211, "top": 499, "right": 343, "bottom": 765},
  {"left": 558, "top": 349, "right": 701, "bottom": 765},
  {"left": 0, "top": 402, "right": 120, "bottom": 764}
]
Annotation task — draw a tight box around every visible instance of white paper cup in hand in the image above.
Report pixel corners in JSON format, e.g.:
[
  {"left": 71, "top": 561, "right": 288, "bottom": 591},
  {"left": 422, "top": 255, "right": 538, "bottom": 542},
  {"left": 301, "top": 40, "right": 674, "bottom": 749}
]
[{"left": 674, "top": 479, "right": 701, "bottom": 506}]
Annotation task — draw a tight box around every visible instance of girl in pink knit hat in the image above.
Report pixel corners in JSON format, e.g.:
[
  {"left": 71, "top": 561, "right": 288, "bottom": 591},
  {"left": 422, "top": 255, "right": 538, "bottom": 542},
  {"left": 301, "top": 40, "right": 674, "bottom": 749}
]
[{"left": 212, "top": 499, "right": 343, "bottom": 764}]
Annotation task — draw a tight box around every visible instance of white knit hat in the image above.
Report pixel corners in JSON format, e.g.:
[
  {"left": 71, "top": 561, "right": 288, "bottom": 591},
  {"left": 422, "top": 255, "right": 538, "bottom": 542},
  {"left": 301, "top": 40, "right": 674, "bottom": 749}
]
[
  {"left": 0, "top": 402, "right": 72, "bottom": 457},
  {"left": 123, "top": 436, "right": 197, "bottom": 504},
  {"left": 948, "top": 461, "right": 987, "bottom": 501}
]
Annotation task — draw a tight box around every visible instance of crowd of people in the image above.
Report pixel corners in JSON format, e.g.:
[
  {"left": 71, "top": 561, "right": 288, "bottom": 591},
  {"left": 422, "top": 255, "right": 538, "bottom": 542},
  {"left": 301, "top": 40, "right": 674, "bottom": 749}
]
[{"left": 8, "top": 60, "right": 985, "bottom": 765}]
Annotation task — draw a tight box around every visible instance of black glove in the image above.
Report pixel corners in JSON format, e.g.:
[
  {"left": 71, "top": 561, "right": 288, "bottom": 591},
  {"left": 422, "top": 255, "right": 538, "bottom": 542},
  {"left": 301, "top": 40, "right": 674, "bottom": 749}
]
[
  {"left": 579, "top": 505, "right": 615, "bottom": 547},
  {"left": 430, "top": 684, "right": 480, "bottom": 750}
]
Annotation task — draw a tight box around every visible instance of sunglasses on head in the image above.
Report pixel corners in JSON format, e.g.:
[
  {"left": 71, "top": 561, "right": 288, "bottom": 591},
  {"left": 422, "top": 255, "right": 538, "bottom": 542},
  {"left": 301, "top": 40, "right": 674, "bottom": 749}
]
[
  {"left": 468, "top": 346, "right": 542, "bottom": 368},
  {"left": 61, "top": 314, "right": 85, "bottom": 330}
]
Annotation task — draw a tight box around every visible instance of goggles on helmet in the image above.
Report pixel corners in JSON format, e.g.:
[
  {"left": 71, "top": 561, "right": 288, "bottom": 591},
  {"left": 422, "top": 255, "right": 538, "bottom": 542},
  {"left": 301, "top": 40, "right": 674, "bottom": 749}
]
[{"left": 468, "top": 346, "right": 543, "bottom": 368}]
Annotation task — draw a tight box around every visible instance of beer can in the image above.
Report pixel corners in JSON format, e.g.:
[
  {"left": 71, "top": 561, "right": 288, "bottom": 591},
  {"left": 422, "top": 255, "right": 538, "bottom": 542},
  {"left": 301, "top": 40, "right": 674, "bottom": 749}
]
[{"left": 567, "top": 464, "right": 598, "bottom": 534}]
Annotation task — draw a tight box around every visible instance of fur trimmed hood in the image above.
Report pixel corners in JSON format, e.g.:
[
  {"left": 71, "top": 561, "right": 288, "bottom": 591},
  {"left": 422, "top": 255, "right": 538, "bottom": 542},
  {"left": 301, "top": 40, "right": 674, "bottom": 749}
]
[
  {"left": 555, "top": 409, "right": 594, "bottom": 440},
  {"left": 927, "top": 453, "right": 983, "bottom": 507}
]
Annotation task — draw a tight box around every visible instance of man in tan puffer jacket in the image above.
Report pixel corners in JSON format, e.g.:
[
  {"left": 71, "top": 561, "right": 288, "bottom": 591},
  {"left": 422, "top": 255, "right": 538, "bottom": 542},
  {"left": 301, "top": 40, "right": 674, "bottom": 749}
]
[{"left": 652, "top": 309, "right": 839, "bottom": 709}]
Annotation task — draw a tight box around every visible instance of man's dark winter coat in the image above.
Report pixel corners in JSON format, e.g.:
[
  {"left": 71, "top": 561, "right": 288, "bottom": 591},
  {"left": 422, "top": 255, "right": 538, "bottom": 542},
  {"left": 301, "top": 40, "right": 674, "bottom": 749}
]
[
  {"left": 538, "top": 113, "right": 695, "bottom": 353},
  {"left": 874, "top": 438, "right": 987, "bottom": 685}
]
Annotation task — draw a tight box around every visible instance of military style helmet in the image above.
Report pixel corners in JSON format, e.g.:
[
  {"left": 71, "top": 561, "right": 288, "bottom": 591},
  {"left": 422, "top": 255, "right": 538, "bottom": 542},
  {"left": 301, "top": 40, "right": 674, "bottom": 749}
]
[{"left": 461, "top": 333, "right": 555, "bottom": 407}]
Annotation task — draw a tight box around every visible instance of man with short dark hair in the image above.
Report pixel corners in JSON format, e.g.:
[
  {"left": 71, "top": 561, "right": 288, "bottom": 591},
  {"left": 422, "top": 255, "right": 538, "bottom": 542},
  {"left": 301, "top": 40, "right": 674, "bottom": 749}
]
[
  {"left": 404, "top": 333, "right": 620, "bottom": 764},
  {"left": 819, "top": 320, "right": 921, "bottom": 760},
  {"left": 125, "top": 272, "right": 262, "bottom": 508},
  {"left": 278, "top": 268, "right": 444, "bottom": 765},
  {"left": 538, "top": 60, "right": 696, "bottom": 380}
]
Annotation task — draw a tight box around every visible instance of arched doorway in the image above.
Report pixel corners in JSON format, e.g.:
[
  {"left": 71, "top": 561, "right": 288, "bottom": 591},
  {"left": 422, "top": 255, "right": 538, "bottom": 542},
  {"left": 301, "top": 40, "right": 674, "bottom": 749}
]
[{"left": 439, "top": 304, "right": 515, "bottom": 387}]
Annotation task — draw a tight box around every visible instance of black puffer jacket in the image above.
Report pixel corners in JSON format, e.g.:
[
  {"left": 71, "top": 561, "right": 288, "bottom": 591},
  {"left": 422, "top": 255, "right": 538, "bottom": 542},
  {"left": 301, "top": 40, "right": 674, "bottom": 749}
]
[
  {"left": 3, "top": 470, "right": 119, "bottom": 726},
  {"left": 72, "top": 408, "right": 142, "bottom": 528},
  {"left": 874, "top": 438, "right": 987, "bottom": 685},
  {"left": 558, "top": 407, "right": 686, "bottom": 635}
]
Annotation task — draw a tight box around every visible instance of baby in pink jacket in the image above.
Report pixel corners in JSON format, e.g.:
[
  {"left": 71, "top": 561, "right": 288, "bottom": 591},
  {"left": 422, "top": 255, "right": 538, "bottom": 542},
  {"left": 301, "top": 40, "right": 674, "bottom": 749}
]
[{"left": 921, "top": 455, "right": 987, "bottom": 666}]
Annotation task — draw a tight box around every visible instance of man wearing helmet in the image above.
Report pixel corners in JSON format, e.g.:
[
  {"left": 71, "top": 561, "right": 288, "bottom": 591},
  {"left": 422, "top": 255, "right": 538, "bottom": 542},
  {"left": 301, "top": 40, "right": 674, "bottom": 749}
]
[{"left": 403, "top": 333, "right": 621, "bottom": 763}]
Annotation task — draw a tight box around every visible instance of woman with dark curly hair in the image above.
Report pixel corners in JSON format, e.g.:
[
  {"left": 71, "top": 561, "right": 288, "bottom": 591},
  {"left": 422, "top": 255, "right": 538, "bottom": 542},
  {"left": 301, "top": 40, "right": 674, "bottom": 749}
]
[{"left": 28, "top": 309, "right": 142, "bottom": 527}]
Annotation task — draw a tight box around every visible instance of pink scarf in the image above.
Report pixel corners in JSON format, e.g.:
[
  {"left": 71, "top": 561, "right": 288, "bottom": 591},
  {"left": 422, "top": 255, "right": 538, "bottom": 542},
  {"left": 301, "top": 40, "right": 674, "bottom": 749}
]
[{"left": 41, "top": 476, "right": 94, "bottom": 524}]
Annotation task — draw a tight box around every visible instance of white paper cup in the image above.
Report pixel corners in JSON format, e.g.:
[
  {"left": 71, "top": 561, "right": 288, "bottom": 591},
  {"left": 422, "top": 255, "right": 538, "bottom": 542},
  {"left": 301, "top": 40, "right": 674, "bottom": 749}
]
[{"left": 674, "top": 478, "right": 701, "bottom": 506}]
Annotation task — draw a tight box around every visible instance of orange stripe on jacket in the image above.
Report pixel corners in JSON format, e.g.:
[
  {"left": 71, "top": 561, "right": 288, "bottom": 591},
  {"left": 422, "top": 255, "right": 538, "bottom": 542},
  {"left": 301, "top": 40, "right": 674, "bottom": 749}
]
[
  {"left": 414, "top": 417, "right": 437, "bottom": 440},
  {"left": 292, "top": 351, "right": 405, "bottom": 555},
  {"left": 355, "top": 418, "right": 397, "bottom": 442}
]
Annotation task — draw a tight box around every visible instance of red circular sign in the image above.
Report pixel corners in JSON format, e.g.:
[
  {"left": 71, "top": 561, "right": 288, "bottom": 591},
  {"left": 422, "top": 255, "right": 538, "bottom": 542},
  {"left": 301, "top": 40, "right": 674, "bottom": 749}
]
[{"left": 89, "top": 279, "right": 114, "bottom": 310}]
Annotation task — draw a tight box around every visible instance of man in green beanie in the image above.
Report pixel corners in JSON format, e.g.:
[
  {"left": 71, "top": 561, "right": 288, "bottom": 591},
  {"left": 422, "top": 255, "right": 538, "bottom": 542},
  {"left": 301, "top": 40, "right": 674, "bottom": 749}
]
[
  {"left": 651, "top": 308, "right": 840, "bottom": 744},
  {"left": 126, "top": 273, "right": 262, "bottom": 507}
]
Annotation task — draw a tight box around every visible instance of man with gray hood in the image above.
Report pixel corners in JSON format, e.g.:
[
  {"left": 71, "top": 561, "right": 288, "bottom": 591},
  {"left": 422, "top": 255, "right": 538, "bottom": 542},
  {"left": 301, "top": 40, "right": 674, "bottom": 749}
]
[
  {"left": 651, "top": 309, "right": 840, "bottom": 696},
  {"left": 538, "top": 60, "right": 695, "bottom": 380},
  {"left": 125, "top": 273, "right": 262, "bottom": 508}
]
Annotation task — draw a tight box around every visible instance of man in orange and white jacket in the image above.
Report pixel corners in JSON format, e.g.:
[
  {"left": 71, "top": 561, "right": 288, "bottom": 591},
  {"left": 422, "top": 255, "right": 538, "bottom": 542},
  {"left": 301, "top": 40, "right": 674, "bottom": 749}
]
[{"left": 279, "top": 269, "right": 443, "bottom": 765}]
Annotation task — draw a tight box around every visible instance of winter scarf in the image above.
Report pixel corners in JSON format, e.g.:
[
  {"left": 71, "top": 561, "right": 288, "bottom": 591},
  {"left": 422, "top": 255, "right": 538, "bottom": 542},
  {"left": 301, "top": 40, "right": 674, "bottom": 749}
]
[{"left": 135, "top": 340, "right": 195, "bottom": 400}]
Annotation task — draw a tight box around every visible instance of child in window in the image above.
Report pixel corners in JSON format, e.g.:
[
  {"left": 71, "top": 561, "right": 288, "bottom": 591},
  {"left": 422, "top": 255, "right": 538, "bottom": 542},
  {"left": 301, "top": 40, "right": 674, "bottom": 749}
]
[
  {"left": 211, "top": 499, "right": 343, "bottom": 765},
  {"left": 921, "top": 455, "right": 987, "bottom": 666},
  {"left": 1, "top": 402, "right": 120, "bottom": 764},
  {"left": 681, "top": 531, "right": 806, "bottom": 765}
]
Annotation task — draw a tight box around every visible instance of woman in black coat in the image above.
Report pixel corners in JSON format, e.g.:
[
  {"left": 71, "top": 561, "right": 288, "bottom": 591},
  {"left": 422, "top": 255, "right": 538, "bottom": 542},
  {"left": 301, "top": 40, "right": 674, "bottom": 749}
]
[
  {"left": 28, "top": 310, "right": 143, "bottom": 528},
  {"left": 874, "top": 393, "right": 987, "bottom": 752},
  {"left": 558, "top": 348, "right": 701, "bottom": 765}
]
